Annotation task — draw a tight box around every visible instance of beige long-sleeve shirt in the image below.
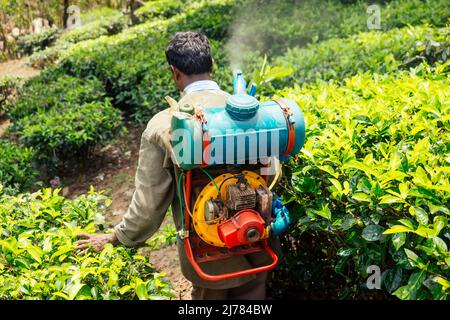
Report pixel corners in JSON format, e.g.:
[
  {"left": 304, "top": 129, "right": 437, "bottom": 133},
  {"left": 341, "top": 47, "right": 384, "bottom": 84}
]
[{"left": 114, "top": 87, "right": 280, "bottom": 289}]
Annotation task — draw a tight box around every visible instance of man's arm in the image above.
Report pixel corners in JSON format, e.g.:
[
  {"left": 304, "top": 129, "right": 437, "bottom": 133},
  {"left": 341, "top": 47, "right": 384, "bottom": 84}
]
[
  {"left": 76, "top": 131, "right": 174, "bottom": 251},
  {"left": 114, "top": 133, "right": 175, "bottom": 246}
]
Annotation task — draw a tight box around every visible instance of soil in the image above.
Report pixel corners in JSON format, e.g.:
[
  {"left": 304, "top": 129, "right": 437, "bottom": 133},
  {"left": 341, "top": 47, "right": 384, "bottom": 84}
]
[
  {"left": 0, "top": 115, "right": 10, "bottom": 137},
  {"left": 0, "top": 58, "right": 40, "bottom": 78}
]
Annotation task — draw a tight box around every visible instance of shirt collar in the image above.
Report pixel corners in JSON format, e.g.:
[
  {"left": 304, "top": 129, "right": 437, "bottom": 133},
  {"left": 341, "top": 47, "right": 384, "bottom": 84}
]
[{"left": 183, "top": 80, "right": 220, "bottom": 95}]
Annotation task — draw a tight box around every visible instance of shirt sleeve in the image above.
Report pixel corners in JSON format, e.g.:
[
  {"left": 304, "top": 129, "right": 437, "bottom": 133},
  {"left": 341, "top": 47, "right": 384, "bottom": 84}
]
[{"left": 113, "top": 133, "right": 175, "bottom": 247}]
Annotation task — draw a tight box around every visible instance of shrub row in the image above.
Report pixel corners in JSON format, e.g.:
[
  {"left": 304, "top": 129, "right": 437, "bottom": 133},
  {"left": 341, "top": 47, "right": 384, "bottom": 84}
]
[
  {"left": 273, "top": 24, "right": 449, "bottom": 85},
  {"left": 0, "top": 140, "right": 37, "bottom": 195},
  {"left": 230, "top": 0, "right": 450, "bottom": 56},
  {"left": 15, "top": 100, "right": 125, "bottom": 164},
  {"left": 17, "top": 28, "right": 59, "bottom": 55},
  {"left": 135, "top": 0, "right": 184, "bottom": 21},
  {"left": 0, "top": 187, "right": 174, "bottom": 299},
  {"left": 56, "top": 13, "right": 126, "bottom": 45},
  {"left": 277, "top": 64, "right": 450, "bottom": 299},
  {"left": 6, "top": 75, "right": 106, "bottom": 124},
  {"left": 0, "top": 76, "right": 21, "bottom": 114},
  {"left": 56, "top": 0, "right": 236, "bottom": 122}
]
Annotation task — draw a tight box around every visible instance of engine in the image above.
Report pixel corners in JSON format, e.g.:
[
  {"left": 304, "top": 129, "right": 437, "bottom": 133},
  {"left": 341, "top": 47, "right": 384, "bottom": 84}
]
[{"left": 199, "top": 173, "right": 273, "bottom": 248}]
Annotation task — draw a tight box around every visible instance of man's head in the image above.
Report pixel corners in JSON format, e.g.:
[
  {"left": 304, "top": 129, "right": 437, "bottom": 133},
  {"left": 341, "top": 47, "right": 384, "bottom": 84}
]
[{"left": 165, "top": 31, "right": 214, "bottom": 91}]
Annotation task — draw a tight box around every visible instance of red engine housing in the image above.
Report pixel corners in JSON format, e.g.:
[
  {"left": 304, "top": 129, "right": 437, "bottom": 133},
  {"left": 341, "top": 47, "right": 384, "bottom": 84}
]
[{"left": 217, "top": 209, "right": 265, "bottom": 248}]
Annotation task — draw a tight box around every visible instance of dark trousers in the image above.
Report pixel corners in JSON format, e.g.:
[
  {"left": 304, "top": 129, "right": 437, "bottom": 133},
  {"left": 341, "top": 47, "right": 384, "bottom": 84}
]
[{"left": 191, "top": 272, "right": 267, "bottom": 300}]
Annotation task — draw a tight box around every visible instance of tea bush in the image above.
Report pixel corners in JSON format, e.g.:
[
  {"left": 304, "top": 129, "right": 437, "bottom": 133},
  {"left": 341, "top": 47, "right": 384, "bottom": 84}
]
[
  {"left": 17, "top": 28, "right": 59, "bottom": 55},
  {"left": 0, "top": 187, "right": 174, "bottom": 299},
  {"left": 7, "top": 75, "right": 106, "bottom": 124},
  {"left": 274, "top": 25, "right": 449, "bottom": 85},
  {"left": 15, "top": 100, "right": 125, "bottom": 162},
  {"left": 27, "top": 46, "right": 62, "bottom": 69},
  {"left": 0, "top": 76, "right": 21, "bottom": 114},
  {"left": 0, "top": 140, "right": 37, "bottom": 195},
  {"left": 277, "top": 64, "right": 450, "bottom": 299},
  {"left": 27, "top": 8, "right": 125, "bottom": 68},
  {"left": 57, "top": 0, "right": 236, "bottom": 122},
  {"left": 167, "top": 0, "right": 240, "bottom": 40},
  {"left": 55, "top": 9, "right": 127, "bottom": 46},
  {"left": 135, "top": 0, "right": 183, "bottom": 21},
  {"left": 230, "top": 0, "right": 450, "bottom": 56}
]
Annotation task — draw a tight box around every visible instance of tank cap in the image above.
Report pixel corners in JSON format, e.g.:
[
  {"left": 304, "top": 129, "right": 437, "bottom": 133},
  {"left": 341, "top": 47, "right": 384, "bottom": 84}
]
[{"left": 226, "top": 94, "right": 259, "bottom": 120}]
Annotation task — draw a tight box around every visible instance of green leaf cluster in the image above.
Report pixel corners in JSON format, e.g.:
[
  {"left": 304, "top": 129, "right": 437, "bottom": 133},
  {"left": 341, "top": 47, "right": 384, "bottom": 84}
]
[
  {"left": 281, "top": 65, "right": 450, "bottom": 299},
  {"left": 0, "top": 187, "right": 174, "bottom": 300},
  {"left": 17, "top": 28, "right": 59, "bottom": 55},
  {"left": 0, "top": 140, "right": 37, "bottom": 195}
]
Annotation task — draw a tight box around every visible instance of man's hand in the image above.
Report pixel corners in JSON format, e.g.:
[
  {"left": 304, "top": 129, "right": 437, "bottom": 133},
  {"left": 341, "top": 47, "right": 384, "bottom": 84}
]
[{"left": 74, "top": 232, "right": 119, "bottom": 252}]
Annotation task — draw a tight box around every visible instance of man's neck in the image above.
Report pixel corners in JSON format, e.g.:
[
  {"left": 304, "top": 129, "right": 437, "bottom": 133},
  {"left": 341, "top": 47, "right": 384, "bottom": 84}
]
[{"left": 181, "top": 74, "right": 211, "bottom": 91}]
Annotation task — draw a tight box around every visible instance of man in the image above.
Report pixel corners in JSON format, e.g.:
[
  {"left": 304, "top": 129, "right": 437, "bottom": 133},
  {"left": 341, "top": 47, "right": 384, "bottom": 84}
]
[{"left": 75, "top": 31, "right": 274, "bottom": 300}]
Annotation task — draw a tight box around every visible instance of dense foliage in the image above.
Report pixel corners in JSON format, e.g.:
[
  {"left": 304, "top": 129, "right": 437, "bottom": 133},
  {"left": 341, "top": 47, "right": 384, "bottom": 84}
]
[
  {"left": 6, "top": 75, "right": 106, "bottom": 123},
  {"left": 230, "top": 0, "right": 450, "bottom": 56},
  {"left": 15, "top": 99, "right": 125, "bottom": 163},
  {"left": 0, "top": 187, "right": 174, "bottom": 299},
  {"left": 56, "top": 8, "right": 126, "bottom": 45},
  {"left": 0, "top": 76, "right": 21, "bottom": 114},
  {"left": 0, "top": 140, "right": 37, "bottom": 195},
  {"left": 1, "top": 0, "right": 450, "bottom": 300},
  {"left": 274, "top": 25, "right": 449, "bottom": 85},
  {"left": 135, "top": 0, "right": 183, "bottom": 21},
  {"left": 17, "top": 28, "right": 59, "bottom": 55},
  {"left": 276, "top": 64, "right": 450, "bottom": 299}
]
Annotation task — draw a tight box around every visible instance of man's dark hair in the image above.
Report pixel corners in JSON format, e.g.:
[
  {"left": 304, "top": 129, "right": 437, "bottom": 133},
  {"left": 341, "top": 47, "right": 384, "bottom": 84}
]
[{"left": 165, "top": 31, "right": 213, "bottom": 75}]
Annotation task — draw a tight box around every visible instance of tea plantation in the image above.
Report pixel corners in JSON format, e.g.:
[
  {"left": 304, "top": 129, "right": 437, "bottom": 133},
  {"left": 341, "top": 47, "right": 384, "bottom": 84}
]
[{"left": 0, "top": 0, "right": 449, "bottom": 300}]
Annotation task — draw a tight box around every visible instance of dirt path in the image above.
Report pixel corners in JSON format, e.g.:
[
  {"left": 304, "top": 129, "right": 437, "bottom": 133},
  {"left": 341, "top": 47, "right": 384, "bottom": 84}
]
[
  {"left": 0, "top": 58, "right": 40, "bottom": 78},
  {"left": 0, "top": 116, "right": 10, "bottom": 137}
]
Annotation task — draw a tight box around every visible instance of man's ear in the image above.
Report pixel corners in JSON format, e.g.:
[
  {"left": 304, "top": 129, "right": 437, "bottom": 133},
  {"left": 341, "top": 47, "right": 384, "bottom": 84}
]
[
  {"left": 171, "top": 65, "right": 183, "bottom": 81},
  {"left": 211, "top": 58, "right": 215, "bottom": 73}
]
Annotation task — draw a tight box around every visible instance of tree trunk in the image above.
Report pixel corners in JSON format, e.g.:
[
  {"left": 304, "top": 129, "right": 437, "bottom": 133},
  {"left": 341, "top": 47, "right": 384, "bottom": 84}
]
[{"left": 62, "top": 0, "right": 69, "bottom": 28}]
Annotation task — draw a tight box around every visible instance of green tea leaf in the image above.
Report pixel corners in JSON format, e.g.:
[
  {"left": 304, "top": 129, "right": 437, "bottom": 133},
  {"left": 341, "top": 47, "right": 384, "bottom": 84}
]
[
  {"left": 408, "top": 270, "right": 426, "bottom": 293},
  {"left": 26, "top": 245, "right": 43, "bottom": 264},
  {"left": 68, "top": 282, "right": 86, "bottom": 300},
  {"left": 362, "top": 225, "right": 384, "bottom": 241},
  {"left": 410, "top": 207, "right": 429, "bottom": 225},
  {"left": 433, "top": 216, "right": 447, "bottom": 235},
  {"left": 135, "top": 283, "right": 149, "bottom": 300},
  {"left": 392, "top": 233, "right": 406, "bottom": 250},
  {"left": 352, "top": 193, "right": 372, "bottom": 202},
  {"left": 384, "top": 225, "right": 412, "bottom": 235},
  {"left": 432, "top": 237, "right": 448, "bottom": 253},
  {"left": 393, "top": 285, "right": 413, "bottom": 300},
  {"left": 382, "top": 267, "right": 403, "bottom": 293},
  {"left": 379, "top": 195, "right": 404, "bottom": 204}
]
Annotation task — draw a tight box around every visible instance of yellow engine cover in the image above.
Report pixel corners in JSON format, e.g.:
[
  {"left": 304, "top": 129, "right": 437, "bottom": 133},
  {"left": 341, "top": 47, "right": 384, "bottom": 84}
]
[{"left": 192, "top": 170, "right": 267, "bottom": 247}]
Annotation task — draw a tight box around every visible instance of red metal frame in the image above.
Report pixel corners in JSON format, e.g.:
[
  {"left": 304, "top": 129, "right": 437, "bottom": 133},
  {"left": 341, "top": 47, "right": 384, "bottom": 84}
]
[
  {"left": 182, "top": 170, "right": 278, "bottom": 282},
  {"left": 274, "top": 99, "right": 296, "bottom": 156}
]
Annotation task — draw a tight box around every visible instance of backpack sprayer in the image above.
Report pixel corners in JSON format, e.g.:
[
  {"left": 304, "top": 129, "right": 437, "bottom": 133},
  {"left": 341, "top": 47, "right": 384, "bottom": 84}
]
[{"left": 170, "top": 70, "right": 305, "bottom": 281}]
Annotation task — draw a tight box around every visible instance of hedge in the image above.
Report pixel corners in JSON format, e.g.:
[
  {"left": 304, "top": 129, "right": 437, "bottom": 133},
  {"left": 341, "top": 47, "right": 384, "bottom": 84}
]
[
  {"left": 272, "top": 24, "right": 450, "bottom": 85},
  {"left": 276, "top": 63, "right": 450, "bottom": 299},
  {"left": 15, "top": 100, "right": 125, "bottom": 163},
  {"left": 0, "top": 140, "right": 37, "bottom": 195},
  {"left": 0, "top": 187, "right": 174, "bottom": 299}
]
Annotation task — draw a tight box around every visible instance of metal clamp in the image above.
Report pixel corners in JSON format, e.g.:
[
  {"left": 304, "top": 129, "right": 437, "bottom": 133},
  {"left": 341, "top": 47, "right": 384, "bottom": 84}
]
[{"left": 177, "top": 230, "right": 189, "bottom": 240}]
